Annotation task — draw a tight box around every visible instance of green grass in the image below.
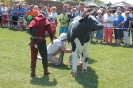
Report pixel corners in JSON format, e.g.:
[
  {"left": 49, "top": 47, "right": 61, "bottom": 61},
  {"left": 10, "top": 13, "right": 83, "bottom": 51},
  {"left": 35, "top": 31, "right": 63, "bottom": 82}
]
[{"left": 0, "top": 27, "right": 133, "bottom": 88}]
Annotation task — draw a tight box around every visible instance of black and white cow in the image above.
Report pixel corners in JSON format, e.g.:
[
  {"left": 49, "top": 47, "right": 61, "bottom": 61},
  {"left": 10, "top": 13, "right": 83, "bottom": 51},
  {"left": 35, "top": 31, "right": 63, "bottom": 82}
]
[{"left": 67, "top": 12, "right": 103, "bottom": 77}]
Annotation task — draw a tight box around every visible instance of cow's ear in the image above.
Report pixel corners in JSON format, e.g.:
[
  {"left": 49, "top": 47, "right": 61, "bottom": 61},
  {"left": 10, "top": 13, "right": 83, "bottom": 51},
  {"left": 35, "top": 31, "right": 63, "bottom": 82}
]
[
  {"left": 82, "top": 12, "right": 87, "bottom": 18},
  {"left": 80, "top": 12, "right": 89, "bottom": 22}
]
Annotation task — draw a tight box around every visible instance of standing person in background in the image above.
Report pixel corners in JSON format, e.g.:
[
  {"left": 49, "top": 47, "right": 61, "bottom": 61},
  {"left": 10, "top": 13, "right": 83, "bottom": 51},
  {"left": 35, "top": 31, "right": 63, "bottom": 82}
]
[
  {"left": 67, "top": 6, "right": 72, "bottom": 24},
  {"left": 26, "top": 5, "right": 38, "bottom": 25},
  {"left": 69, "top": 8, "right": 77, "bottom": 24},
  {"left": 25, "top": 4, "right": 30, "bottom": 13},
  {"left": 1, "top": 3, "right": 8, "bottom": 27},
  {"left": 49, "top": 6, "right": 58, "bottom": 38},
  {"left": 103, "top": 10, "right": 114, "bottom": 45},
  {"left": 0, "top": 3, "right": 2, "bottom": 26},
  {"left": 11, "top": 4, "right": 19, "bottom": 29},
  {"left": 47, "top": 4, "right": 52, "bottom": 14},
  {"left": 96, "top": 9, "right": 103, "bottom": 43},
  {"left": 26, "top": 5, "right": 38, "bottom": 18},
  {"left": 90, "top": 8, "right": 97, "bottom": 42},
  {"left": 58, "top": 9, "right": 68, "bottom": 35},
  {"left": 42, "top": 6, "right": 49, "bottom": 19},
  {"left": 75, "top": 2, "right": 85, "bottom": 17},
  {"left": 34, "top": 5, "right": 39, "bottom": 11},
  {"left": 8, "top": 3, "right": 13, "bottom": 28},
  {"left": 62, "top": 4, "right": 68, "bottom": 13},
  {"left": 28, "top": 11, "right": 54, "bottom": 77},
  {"left": 131, "top": 11, "right": 133, "bottom": 45},
  {"left": 19, "top": 3, "right": 26, "bottom": 19},
  {"left": 122, "top": 7, "right": 133, "bottom": 43},
  {"left": 122, "top": 11, "right": 132, "bottom": 47},
  {"left": 102, "top": 7, "right": 110, "bottom": 42},
  {"left": 114, "top": 10, "right": 124, "bottom": 45}
]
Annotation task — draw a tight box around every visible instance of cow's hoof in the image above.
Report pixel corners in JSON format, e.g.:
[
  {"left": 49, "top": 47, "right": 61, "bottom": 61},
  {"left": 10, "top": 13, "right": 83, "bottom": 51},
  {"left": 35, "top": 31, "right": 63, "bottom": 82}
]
[
  {"left": 71, "top": 72, "right": 77, "bottom": 77},
  {"left": 82, "top": 69, "right": 87, "bottom": 73}
]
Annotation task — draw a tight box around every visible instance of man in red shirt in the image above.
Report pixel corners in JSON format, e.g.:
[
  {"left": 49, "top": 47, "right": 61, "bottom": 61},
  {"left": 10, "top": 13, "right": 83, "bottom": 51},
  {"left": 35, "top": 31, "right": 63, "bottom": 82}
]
[{"left": 28, "top": 11, "right": 53, "bottom": 77}]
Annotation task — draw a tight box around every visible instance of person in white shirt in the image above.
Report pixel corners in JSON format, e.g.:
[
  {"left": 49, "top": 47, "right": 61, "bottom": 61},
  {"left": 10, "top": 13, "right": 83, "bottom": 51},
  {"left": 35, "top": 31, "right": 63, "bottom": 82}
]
[
  {"left": 38, "top": 33, "right": 72, "bottom": 65},
  {"left": 1, "top": 3, "right": 8, "bottom": 27},
  {"left": 49, "top": 6, "right": 58, "bottom": 38},
  {"left": 103, "top": 10, "right": 114, "bottom": 44},
  {"left": 75, "top": 2, "right": 85, "bottom": 17}
]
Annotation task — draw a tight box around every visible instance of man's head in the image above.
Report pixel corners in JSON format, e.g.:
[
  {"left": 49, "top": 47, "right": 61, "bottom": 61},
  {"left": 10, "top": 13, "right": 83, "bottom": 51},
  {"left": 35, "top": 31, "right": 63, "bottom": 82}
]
[
  {"left": 34, "top": 5, "right": 38, "bottom": 10},
  {"left": 30, "top": 5, "right": 34, "bottom": 10},
  {"left": 72, "top": 8, "right": 77, "bottom": 14},
  {"left": 116, "top": 10, "right": 121, "bottom": 15},
  {"left": 125, "top": 11, "right": 129, "bottom": 17},
  {"left": 59, "top": 33, "right": 67, "bottom": 42},
  {"left": 97, "top": 9, "right": 102, "bottom": 16},
  {"left": 79, "top": 2, "right": 85, "bottom": 12},
  {"left": 52, "top": 6, "right": 57, "bottom": 12}
]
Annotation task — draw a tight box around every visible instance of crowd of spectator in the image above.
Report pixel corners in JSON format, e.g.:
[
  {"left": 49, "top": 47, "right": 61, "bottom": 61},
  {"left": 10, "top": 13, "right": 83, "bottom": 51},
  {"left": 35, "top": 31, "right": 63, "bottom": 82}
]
[{"left": 0, "top": 2, "right": 133, "bottom": 46}]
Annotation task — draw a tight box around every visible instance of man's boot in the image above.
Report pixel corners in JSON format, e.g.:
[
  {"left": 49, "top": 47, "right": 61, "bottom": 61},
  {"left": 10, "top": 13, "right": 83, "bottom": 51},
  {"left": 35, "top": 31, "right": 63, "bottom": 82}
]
[
  {"left": 31, "top": 67, "right": 36, "bottom": 77},
  {"left": 43, "top": 65, "right": 51, "bottom": 75}
]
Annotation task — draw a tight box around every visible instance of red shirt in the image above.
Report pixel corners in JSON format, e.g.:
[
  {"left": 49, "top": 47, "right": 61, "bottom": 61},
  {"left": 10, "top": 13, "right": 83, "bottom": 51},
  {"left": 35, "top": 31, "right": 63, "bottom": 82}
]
[{"left": 29, "top": 15, "right": 53, "bottom": 46}]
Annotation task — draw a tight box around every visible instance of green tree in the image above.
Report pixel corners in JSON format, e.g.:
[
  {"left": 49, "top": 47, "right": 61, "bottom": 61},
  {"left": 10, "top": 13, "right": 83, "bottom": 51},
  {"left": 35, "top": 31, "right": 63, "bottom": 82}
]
[
  {"left": 107, "top": 1, "right": 112, "bottom": 6},
  {"left": 94, "top": 0, "right": 104, "bottom": 4}
]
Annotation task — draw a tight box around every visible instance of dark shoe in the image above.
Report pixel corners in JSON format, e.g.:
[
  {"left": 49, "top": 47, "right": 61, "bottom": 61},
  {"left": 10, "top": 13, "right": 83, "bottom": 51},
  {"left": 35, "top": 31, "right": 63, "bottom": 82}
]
[
  {"left": 31, "top": 67, "right": 36, "bottom": 77},
  {"left": 43, "top": 66, "right": 51, "bottom": 75},
  {"left": 100, "top": 41, "right": 102, "bottom": 43},
  {"left": 126, "top": 44, "right": 130, "bottom": 47},
  {"left": 117, "top": 43, "right": 120, "bottom": 46}
]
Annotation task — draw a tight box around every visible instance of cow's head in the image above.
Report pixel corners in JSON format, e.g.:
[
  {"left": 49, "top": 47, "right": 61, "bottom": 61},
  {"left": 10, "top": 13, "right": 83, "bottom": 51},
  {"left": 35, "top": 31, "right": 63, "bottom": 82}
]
[{"left": 79, "top": 9, "right": 103, "bottom": 32}]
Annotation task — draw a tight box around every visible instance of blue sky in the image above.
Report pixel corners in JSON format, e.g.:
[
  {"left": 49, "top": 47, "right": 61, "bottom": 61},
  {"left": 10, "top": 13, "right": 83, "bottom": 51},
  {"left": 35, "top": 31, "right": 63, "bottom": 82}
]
[{"left": 103, "top": 0, "right": 133, "bottom": 4}]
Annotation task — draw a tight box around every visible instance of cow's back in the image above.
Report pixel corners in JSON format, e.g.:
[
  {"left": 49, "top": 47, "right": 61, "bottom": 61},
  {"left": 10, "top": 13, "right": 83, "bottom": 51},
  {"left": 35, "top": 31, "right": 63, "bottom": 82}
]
[{"left": 67, "top": 16, "right": 90, "bottom": 46}]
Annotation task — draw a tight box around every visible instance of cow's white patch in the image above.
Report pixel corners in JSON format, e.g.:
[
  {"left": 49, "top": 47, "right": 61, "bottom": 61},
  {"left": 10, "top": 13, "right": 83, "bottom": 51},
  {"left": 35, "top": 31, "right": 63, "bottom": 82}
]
[
  {"left": 70, "top": 20, "right": 76, "bottom": 35},
  {"left": 71, "top": 38, "right": 90, "bottom": 72}
]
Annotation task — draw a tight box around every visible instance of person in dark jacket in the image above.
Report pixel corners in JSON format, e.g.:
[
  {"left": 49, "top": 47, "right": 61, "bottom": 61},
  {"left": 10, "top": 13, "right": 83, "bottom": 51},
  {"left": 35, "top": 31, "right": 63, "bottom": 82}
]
[{"left": 28, "top": 11, "right": 54, "bottom": 77}]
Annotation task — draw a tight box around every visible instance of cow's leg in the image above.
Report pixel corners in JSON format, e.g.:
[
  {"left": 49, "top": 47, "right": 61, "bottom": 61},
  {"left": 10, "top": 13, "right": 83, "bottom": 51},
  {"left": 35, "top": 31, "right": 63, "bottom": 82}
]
[
  {"left": 82, "top": 42, "right": 90, "bottom": 73},
  {"left": 71, "top": 51, "right": 78, "bottom": 77}
]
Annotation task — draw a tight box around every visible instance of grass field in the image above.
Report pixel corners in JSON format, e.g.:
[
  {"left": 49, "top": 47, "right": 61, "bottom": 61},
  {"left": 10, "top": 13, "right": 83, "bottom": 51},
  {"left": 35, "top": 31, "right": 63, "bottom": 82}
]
[{"left": 0, "top": 27, "right": 133, "bottom": 88}]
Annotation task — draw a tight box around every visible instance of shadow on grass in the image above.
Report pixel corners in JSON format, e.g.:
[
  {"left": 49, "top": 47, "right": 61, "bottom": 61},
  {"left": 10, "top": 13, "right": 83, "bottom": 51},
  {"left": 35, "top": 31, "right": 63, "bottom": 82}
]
[
  {"left": 88, "top": 58, "right": 97, "bottom": 64},
  {"left": 122, "top": 45, "right": 133, "bottom": 48},
  {"left": 71, "top": 58, "right": 98, "bottom": 88},
  {"left": 48, "top": 63, "right": 71, "bottom": 70},
  {"left": 90, "top": 41, "right": 97, "bottom": 45},
  {"left": 75, "top": 66, "right": 98, "bottom": 88},
  {"left": 30, "top": 76, "right": 57, "bottom": 86},
  {"left": 8, "top": 27, "right": 18, "bottom": 31}
]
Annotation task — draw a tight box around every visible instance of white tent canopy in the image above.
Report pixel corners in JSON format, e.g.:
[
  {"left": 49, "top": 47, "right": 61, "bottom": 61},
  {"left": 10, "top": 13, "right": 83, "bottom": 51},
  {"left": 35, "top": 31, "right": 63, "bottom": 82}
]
[
  {"left": 110, "top": 1, "right": 132, "bottom": 8},
  {"left": 84, "top": 1, "right": 100, "bottom": 7}
]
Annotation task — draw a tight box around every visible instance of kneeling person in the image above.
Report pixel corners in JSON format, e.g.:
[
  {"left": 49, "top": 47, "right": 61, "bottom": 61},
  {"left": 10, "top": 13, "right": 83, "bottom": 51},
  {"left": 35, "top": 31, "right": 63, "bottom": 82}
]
[{"left": 38, "top": 33, "right": 72, "bottom": 65}]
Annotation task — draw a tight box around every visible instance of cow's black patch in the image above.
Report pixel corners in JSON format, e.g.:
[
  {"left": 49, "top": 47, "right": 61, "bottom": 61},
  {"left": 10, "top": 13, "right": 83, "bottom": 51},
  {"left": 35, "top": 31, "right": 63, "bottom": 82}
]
[{"left": 85, "top": 57, "right": 89, "bottom": 62}]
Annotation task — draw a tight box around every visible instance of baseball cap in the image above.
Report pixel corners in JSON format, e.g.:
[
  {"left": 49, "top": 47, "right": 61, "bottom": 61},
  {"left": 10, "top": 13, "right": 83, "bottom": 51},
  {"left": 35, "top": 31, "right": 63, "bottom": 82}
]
[
  {"left": 126, "top": 7, "right": 130, "bottom": 10},
  {"left": 59, "top": 33, "right": 67, "bottom": 40},
  {"left": 116, "top": 10, "right": 121, "bottom": 13}
]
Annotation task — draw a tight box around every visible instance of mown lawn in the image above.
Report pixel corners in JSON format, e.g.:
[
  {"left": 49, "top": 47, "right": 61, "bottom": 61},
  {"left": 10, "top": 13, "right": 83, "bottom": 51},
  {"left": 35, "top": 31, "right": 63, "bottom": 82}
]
[{"left": 0, "top": 27, "right": 133, "bottom": 88}]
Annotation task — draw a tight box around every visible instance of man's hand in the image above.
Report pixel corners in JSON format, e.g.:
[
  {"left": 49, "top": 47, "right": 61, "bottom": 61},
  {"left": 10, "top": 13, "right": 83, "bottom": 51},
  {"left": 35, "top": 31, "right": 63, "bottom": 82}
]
[
  {"left": 127, "top": 28, "right": 130, "bottom": 31},
  {"left": 51, "top": 40, "right": 53, "bottom": 44}
]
